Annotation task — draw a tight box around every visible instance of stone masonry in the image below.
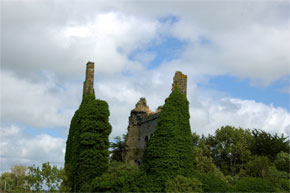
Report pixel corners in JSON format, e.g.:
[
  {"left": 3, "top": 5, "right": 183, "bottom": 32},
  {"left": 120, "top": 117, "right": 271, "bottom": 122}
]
[
  {"left": 172, "top": 71, "right": 187, "bottom": 95},
  {"left": 124, "top": 71, "right": 187, "bottom": 165},
  {"left": 83, "top": 61, "right": 95, "bottom": 96},
  {"left": 124, "top": 98, "right": 161, "bottom": 165}
]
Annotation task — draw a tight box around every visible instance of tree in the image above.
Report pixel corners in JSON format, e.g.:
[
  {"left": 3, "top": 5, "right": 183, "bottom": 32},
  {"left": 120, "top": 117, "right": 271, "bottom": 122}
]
[
  {"left": 0, "top": 163, "right": 67, "bottom": 192},
  {"left": 0, "top": 172, "right": 16, "bottom": 192},
  {"left": 245, "top": 156, "right": 270, "bottom": 178},
  {"left": 192, "top": 133, "right": 224, "bottom": 177},
  {"left": 27, "top": 165, "right": 42, "bottom": 192},
  {"left": 274, "top": 151, "right": 290, "bottom": 173},
  {"left": 27, "top": 162, "right": 69, "bottom": 192},
  {"left": 0, "top": 165, "right": 29, "bottom": 192},
  {"left": 251, "top": 129, "right": 289, "bottom": 161},
  {"left": 206, "top": 126, "right": 253, "bottom": 176},
  {"left": 65, "top": 94, "right": 112, "bottom": 192},
  {"left": 110, "top": 135, "right": 126, "bottom": 162},
  {"left": 142, "top": 87, "right": 195, "bottom": 191},
  {"left": 10, "top": 165, "right": 28, "bottom": 191}
]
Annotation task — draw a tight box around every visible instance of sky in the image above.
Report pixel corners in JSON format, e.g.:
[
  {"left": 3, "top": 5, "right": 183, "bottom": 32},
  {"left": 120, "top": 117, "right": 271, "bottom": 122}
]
[{"left": 0, "top": 0, "right": 289, "bottom": 172}]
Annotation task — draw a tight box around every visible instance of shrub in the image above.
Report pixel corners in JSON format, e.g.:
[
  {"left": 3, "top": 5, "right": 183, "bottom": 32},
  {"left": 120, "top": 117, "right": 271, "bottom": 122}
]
[
  {"left": 91, "top": 162, "right": 141, "bottom": 192},
  {"left": 164, "top": 175, "right": 203, "bottom": 193},
  {"left": 245, "top": 155, "right": 270, "bottom": 177},
  {"left": 274, "top": 151, "right": 290, "bottom": 173},
  {"left": 277, "top": 178, "right": 290, "bottom": 192},
  {"left": 197, "top": 173, "right": 232, "bottom": 192},
  {"left": 268, "top": 165, "right": 289, "bottom": 183},
  {"left": 234, "top": 177, "right": 276, "bottom": 192}
]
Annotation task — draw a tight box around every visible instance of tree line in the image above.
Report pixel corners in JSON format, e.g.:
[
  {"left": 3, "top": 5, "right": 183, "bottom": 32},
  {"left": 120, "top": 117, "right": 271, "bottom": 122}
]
[{"left": 0, "top": 163, "right": 69, "bottom": 192}]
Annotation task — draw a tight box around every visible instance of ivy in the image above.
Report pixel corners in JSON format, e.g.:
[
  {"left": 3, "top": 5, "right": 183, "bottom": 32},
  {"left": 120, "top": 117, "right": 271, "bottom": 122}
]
[
  {"left": 142, "top": 87, "right": 195, "bottom": 190},
  {"left": 64, "top": 94, "right": 111, "bottom": 192}
]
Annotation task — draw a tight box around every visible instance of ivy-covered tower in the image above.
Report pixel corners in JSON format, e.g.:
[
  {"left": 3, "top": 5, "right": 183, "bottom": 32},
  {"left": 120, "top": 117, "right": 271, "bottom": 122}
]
[
  {"left": 65, "top": 61, "right": 111, "bottom": 192},
  {"left": 141, "top": 71, "right": 194, "bottom": 191}
]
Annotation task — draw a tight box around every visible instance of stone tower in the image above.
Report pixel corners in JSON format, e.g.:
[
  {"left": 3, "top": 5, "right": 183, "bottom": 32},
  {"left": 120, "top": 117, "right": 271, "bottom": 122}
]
[
  {"left": 172, "top": 71, "right": 187, "bottom": 95},
  {"left": 124, "top": 98, "right": 160, "bottom": 165},
  {"left": 83, "top": 61, "right": 95, "bottom": 96}
]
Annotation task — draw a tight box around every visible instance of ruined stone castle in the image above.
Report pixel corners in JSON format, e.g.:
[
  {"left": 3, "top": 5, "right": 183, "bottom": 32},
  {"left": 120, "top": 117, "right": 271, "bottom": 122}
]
[
  {"left": 124, "top": 71, "right": 187, "bottom": 165},
  {"left": 82, "top": 62, "right": 187, "bottom": 165}
]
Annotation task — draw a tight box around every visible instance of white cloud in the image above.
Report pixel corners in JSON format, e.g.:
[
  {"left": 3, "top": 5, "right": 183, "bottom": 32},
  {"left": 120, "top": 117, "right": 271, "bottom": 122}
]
[
  {"left": 190, "top": 96, "right": 290, "bottom": 136},
  {"left": 215, "top": 25, "right": 290, "bottom": 85},
  {"left": 2, "top": 0, "right": 289, "bottom": 85},
  {"left": 0, "top": 125, "right": 65, "bottom": 172},
  {"left": 0, "top": 70, "right": 78, "bottom": 129}
]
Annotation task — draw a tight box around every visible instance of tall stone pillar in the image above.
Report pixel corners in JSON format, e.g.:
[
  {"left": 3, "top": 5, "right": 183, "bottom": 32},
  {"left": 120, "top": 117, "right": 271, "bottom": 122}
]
[
  {"left": 83, "top": 61, "right": 95, "bottom": 96},
  {"left": 172, "top": 71, "right": 187, "bottom": 95}
]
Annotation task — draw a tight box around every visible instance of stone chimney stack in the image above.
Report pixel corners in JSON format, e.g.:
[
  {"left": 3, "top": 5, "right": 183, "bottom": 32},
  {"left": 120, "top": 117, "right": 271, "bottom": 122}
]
[
  {"left": 83, "top": 61, "right": 95, "bottom": 96},
  {"left": 172, "top": 71, "right": 187, "bottom": 95}
]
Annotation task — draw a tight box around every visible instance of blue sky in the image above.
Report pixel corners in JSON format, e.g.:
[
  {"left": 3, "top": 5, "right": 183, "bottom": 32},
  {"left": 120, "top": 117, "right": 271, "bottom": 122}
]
[
  {"left": 129, "top": 33, "right": 289, "bottom": 110},
  {"left": 199, "top": 75, "right": 289, "bottom": 109}
]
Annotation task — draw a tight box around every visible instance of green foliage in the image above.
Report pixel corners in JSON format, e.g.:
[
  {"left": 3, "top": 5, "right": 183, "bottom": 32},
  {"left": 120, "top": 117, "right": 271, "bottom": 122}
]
[
  {"left": 193, "top": 146, "right": 215, "bottom": 172},
  {"left": 234, "top": 177, "right": 276, "bottom": 192},
  {"left": 245, "top": 155, "right": 270, "bottom": 177},
  {"left": 142, "top": 87, "right": 195, "bottom": 190},
  {"left": 0, "top": 165, "right": 30, "bottom": 192},
  {"left": 206, "top": 126, "right": 253, "bottom": 176},
  {"left": 277, "top": 178, "right": 290, "bottom": 192},
  {"left": 27, "top": 165, "right": 42, "bottom": 192},
  {"left": 0, "top": 172, "right": 15, "bottom": 192},
  {"left": 110, "top": 135, "right": 126, "bottom": 162},
  {"left": 197, "top": 173, "right": 232, "bottom": 192},
  {"left": 0, "top": 163, "right": 67, "bottom": 192},
  {"left": 91, "top": 162, "right": 141, "bottom": 192},
  {"left": 65, "top": 94, "right": 112, "bottom": 192},
  {"left": 267, "top": 165, "right": 289, "bottom": 183},
  {"left": 251, "top": 129, "right": 289, "bottom": 161},
  {"left": 274, "top": 151, "right": 290, "bottom": 173},
  {"left": 27, "top": 162, "right": 67, "bottom": 192},
  {"left": 164, "top": 175, "right": 203, "bottom": 193}
]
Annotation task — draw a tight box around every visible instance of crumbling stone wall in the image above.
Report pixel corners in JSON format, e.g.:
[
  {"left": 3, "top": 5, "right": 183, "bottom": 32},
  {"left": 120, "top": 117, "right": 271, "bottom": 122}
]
[
  {"left": 124, "top": 98, "right": 160, "bottom": 165},
  {"left": 125, "top": 71, "right": 187, "bottom": 165},
  {"left": 83, "top": 61, "right": 95, "bottom": 96}
]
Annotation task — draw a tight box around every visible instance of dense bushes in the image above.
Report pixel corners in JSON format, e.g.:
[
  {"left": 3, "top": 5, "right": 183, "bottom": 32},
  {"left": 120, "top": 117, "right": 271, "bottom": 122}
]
[
  {"left": 64, "top": 94, "right": 111, "bottom": 192},
  {"left": 234, "top": 177, "right": 276, "bottom": 192},
  {"left": 164, "top": 175, "right": 202, "bottom": 193},
  {"left": 277, "top": 178, "right": 290, "bottom": 192},
  {"left": 91, "top": 162, "right": 140, "bottom": 192},
  {"left": 142, "top": 87, "right": 195, "bottom": 190},
  {"left": 274, "top": 151, "right": 290, "bottom": 173},
  {"left": 196, "top": 173, "right": 232, "bottom": 192}
]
